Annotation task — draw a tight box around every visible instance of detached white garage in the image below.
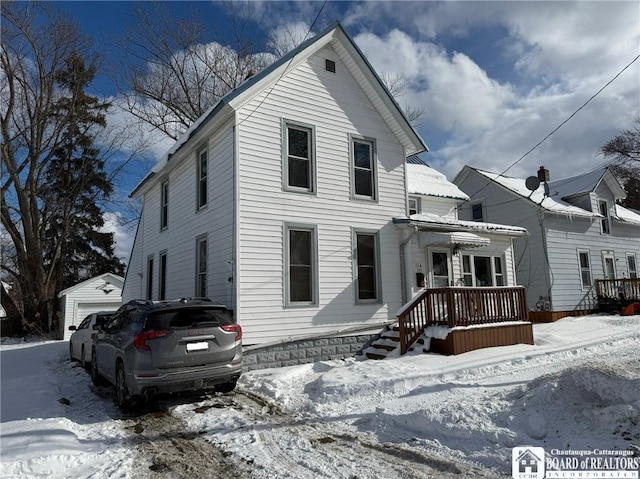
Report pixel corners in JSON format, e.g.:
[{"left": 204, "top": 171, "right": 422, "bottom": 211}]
[{"left": 58, "top": 273, "right": 123, "bottom": 341}]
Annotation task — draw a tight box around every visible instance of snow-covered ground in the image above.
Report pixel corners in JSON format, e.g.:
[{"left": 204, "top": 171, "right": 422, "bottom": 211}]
[{"left": 1, "top": 314, "right": 639, "bottom": 478}]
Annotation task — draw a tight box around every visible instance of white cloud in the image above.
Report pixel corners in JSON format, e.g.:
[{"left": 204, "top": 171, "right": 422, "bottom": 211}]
[
  {"left": 344, "top": 2, "right": 639, "bottom": 182},
  {"left": 101, "top": 212, "right": 135, "bottom": 264}
]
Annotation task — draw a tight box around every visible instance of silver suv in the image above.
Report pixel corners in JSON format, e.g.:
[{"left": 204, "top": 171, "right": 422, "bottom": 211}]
[{"left": 91, "top": 298, "right": 242, "bottom": 410}]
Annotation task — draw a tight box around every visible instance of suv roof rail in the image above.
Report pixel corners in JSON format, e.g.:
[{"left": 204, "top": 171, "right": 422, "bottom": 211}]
[{"left": 177, "top": 297, "right": 213, "bottom": 303}]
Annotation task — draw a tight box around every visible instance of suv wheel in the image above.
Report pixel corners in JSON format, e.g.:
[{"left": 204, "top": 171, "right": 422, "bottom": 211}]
[
  {"left": 91, "top": 348, "right": 104, "bottom": 386},
  {"left": 216, "top": 379, "right": 237, "bottom": 394},
  {"left": 116, "top": 362, "right": 132, "bottom": 411},
  {"left": 80, "top": 346, "right": 88, "bottom": 370}
]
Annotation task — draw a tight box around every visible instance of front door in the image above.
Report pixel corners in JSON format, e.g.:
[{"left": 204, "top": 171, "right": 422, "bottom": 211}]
[
  {"left": 430, "top": 250, "right": 451, "bottom": 288},
  {"left": 603, "top": 252, "right": 616, "bottom": 279}
]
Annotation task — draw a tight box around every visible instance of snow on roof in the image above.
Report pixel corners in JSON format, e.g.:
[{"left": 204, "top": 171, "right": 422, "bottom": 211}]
[
  {"left": 404, "top": 212, "right": 527, "bottom": 235},
  {"left": 546, "top": 168, "right": 607, "bottom": 200},
  {"left": 407, "top": 163, "right": 469, "bottom": 201},
  {"left": 473, "top": 168, "right": 599, "bottom": 219},
  {"left": 614, "top": 204, "right": 640, "bottom": 226}
]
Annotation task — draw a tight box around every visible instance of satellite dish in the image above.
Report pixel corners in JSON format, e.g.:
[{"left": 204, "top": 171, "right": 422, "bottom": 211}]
[{"left": 525, "top": 176, "right": 541, "bottom": 192}]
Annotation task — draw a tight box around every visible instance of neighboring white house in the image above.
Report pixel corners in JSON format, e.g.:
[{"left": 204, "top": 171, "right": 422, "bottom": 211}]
[
  {"left": 454, "top": 166, "right": 640, "bottom": 313},
  {"left": 123, "top": 22, "right": 427, "bottom": 350},
  {"left": 397, "top": 157, "right": 527, "bottom": 302},
  {"left": 58, "top": 273, "right": 123, "bottom": 340}
]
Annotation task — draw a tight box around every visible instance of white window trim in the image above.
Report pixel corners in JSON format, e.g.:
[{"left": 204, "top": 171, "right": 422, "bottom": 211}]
[
  {"left": 599, "top": 200, "right": 610, "bottom": 234},
  {"left": 197, "top": 147, "right": 208, "bottom": 211},
  {"left": 408, "top": 196, "right": 421, "bottom": 215},
  {"left": 195, "top": 235, "right": 208, "bottom": 298},
  {"left": 284, "top": 223, "right": 318, "bottom": 307},
  {"left": 158, "top": 250, "right": 167, "bottom": 301},
  {"left": 282, "top": 119, "right": 316, "bottom": 194},
  {"left": 460, "top": 253, "right": 505, "bottom": 287},
  {"left": 627, "top": 253, "right": 638, "bottom": 279},
  {"left": 577, "top": 249, "right": 592, "bottom": 290},
  {"left": 160, "top": 179, "right": 169, "bottom": 231},
  {"left": 350, "top": 134, "right": 378, "bottom": 201},
  {"left": 146, "top": 254, "right": 154, "bottom": 300},
  {"left": 471, "top": 201, "right": 485, "bottom": 222},
  {"left": 352, "top": 228, "right": 382, "bottom": 303}
]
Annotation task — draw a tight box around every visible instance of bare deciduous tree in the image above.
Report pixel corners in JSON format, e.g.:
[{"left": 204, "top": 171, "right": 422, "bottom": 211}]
[
  {"left": 1, "top": 2, "right": 123, "bottom": 328},
  {"left": 118, "top": 1, "right": 273, "bottom": 140}
]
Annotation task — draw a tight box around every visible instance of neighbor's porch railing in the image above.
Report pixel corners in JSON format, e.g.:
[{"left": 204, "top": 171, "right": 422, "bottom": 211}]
[
  {"left": 397, "top": 286, "right": 529, "bottom": 355},
  {"left": 595, "top": 278, "right": 640, "bottom": 301}
]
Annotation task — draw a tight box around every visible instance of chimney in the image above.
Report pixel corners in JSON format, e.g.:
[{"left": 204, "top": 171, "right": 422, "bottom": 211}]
[{"left": 537, "top": 166, "right": 550, "bottom": 183}]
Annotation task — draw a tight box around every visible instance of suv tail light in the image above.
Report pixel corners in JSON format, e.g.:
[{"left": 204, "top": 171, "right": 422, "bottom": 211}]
[
  {"left": 134, "top": 330, "right": 169, "bottom": 351},
  {"left": 221, "top": 324, "right": 242, "bottom": 341}
]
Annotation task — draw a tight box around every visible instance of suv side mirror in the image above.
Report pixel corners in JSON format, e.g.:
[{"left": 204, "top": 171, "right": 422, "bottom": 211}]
[{"left": 68, "top": 325, "right": 77, "bottom": 331}]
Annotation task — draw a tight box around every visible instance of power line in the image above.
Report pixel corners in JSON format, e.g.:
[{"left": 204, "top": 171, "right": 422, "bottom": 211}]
[{"left": 464, "top": 53, "right": 640, "bottom": 202}]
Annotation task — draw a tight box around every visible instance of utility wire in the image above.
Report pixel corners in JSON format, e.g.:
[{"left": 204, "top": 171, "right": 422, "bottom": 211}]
[{"left": 464, "top": 53, "right": 640, "bottom": 202}]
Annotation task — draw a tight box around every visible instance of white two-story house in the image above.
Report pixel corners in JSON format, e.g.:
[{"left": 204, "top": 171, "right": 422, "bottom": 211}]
[
  {"left": 123, "top": 23, "right": 427, "bottom": 363},
  {"left": 454, "top": 166, "right": 640, "bottom": 315}
]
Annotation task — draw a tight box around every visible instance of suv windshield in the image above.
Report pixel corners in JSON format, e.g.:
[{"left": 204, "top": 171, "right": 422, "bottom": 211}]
[{"left": 145, "top": 307, "right": 233, "bottom": 330}]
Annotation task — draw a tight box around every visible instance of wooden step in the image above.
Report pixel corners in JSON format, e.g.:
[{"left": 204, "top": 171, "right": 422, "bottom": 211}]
[{"left": 365, "top": 351, "right": 387, "bottom": 360}]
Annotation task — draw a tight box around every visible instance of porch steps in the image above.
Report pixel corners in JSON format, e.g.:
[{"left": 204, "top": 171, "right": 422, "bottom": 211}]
[
  {"left": 365, "top": 329, "right": 402, "bottom": 360},
  {"left": 365, "top": 327, "right": 428, "bottom": 359}
]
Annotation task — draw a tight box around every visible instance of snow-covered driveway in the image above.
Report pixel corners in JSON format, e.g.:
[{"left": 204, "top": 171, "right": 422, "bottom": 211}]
[{"left": 1, "top": 314, "right": 639, "bottom": 478}]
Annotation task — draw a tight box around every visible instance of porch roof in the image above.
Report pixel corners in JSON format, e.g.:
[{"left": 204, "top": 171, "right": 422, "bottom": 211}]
[{"left": 393, "top": 212, "right": 528, "bottom": 237}]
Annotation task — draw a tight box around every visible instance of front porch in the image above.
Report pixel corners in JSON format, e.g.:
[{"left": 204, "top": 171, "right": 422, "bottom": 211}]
[
  {"left": 595, "top": 278, "right": 640, "bottom": 313},
  {"left": 397, "top": 286, "right": 532, "bottom": 355}
]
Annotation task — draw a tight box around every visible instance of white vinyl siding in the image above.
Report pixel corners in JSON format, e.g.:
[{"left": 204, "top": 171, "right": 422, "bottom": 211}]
[{"left": 235, "top": 47, "right": 405, "bottom": 344}]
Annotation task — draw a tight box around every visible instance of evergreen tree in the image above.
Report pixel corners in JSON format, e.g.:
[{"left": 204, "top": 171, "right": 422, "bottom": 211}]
[{"left": 42, "top": 51, "right": 125, "bottom": 295}]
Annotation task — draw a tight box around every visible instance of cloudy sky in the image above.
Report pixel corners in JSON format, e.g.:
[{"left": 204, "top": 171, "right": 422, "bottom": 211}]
[{"left": 56, "top": 0, "right": 640, "bottom": 260}]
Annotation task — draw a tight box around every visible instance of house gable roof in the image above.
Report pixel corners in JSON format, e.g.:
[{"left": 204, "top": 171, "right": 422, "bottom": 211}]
[
  {"left": 57, "top": 273, "right": 124, "bottom": 298},
  {"left": 131, "top": 22, "right": 427, "bottom": 198},
  {"left": 457, "top": 165, "right": 640, "bottom": 225},
  {"left": 548, "top": 167, "right": 626, "bottom": 201},
  {"left": 459, "top": 166, "right": 602, "bottom": 219}
]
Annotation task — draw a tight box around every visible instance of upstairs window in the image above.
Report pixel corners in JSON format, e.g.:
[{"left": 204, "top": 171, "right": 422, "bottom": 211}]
[
  {"left": 578, "top": 250, "right": 592, "bottom": 289},
  {"left": 408, "top": 197, "right": 421, "bottom": 215},
  {"left": 160, "top": 180, "right": 169, "bottom": 230},
  {"left": 197, "top": 149, "right": 208, "bottom": 209},
  {"left": 352, "top": 137, "right": 376, "bottom": 199},
  {"left": 284, "top": 121, "right": 315, "bottom": 192},
  {"left": 599, "top": 200, "right": 610, "bottom": 234},
  {"left": 471, "top": 202, "right": 484, "bottom": 222}
]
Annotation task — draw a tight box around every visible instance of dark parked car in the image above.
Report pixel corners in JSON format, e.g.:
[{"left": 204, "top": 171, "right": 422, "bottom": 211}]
[
  {"left": 91, "top": 298, "right": 242, "bottom": 410},
  {"left": 69, "top": 311, "right": 116, "bottom": 369}
]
